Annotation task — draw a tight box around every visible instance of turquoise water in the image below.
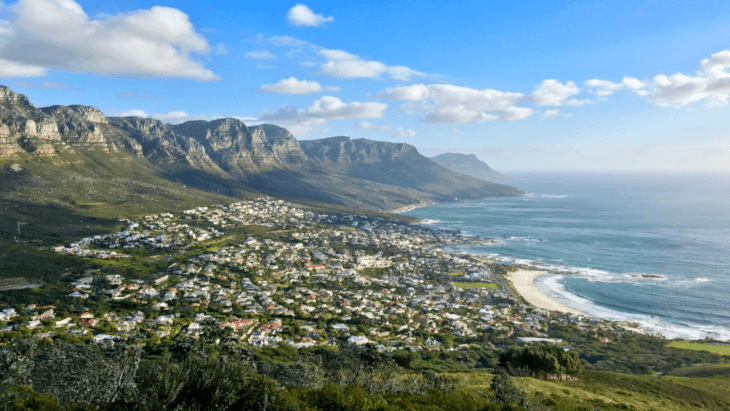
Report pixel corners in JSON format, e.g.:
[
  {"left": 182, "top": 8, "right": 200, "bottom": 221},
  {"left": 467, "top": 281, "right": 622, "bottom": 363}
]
[{"left": 404, "top": 172, "right": 730, "bottom": 340}]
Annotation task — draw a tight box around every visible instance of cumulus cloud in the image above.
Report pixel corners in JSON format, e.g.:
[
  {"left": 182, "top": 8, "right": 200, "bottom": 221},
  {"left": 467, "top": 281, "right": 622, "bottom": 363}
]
[
  {"left": 304, "top": 96, "right": 387, "bottom": 119},
  {"left": 543, "top": 109, "right": 560, "bottom": 117},
  {"left": 115, "top": 91, "right": 156, "bottom": 98},
  {"left": 258, "top": 96, "right": 387, "bottom": 136},
  {"left": 0, "top": 0, "right": 218, "bottom": 80},
  {"left": 264, "top": 35, "right": 426, "bottom": 81},
  {"left": 530, "top": 79, "right": 582, "bottom": 106},
  {"left": 318, "top": 48, "right": 425, "bottom": 80},
  {"left": 355, "top": 121, "right": 393, "bottom": 132},
  {"left": 372, "top": 83, "right": 531, "bottom": 123},
  {"left": 259, "top": 77, "right": 324, "bottom": 94},
  {"left": 287, "top": 4, "right": 333, "bottom": 27},
  {"left": 245, "top": 50, "right": 277, "bottom": 60},
  {"left": 649, "top": 49, "right": 730, "bottom": 108},
  {"left": 584, "top": 77, "right": 646, "bottom": 97},
  {"left": 393, "top": 127, "right": 417, "bottom": 138}
]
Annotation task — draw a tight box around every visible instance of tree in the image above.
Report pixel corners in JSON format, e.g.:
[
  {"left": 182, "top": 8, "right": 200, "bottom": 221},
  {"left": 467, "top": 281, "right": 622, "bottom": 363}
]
[{"left": 490, "top": 368, "right": 522, "bottom": 405}]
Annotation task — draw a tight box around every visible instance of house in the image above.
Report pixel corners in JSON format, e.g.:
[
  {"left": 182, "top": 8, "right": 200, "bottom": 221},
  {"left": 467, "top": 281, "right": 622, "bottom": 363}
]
[
  {"left": 347, "top": 335, "right": 370, "bottom": 346},
  {"left": 93, "top": 334, "right": 115, "bottom": 343},
  {"left": 54, "top": 318, "right": 73, "bottom": 328}
]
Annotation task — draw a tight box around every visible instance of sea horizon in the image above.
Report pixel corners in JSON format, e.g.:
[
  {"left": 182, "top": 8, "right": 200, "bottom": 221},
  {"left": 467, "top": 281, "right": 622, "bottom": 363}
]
[{"left": 404, "top": 171, "right": 730, "bottom": 341}]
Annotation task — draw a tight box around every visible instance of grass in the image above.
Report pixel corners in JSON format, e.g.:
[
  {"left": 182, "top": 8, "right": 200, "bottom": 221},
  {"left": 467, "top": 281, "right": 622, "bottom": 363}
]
[
  {"left": 665, "top": 364, "right": 730, "bottom": 379},
  {"left": 448, "top": 370, "right": 730, "bottom": 411},
  {"left": 670, "top": 341, "right": 730, "bottom": 356},
  {"left": 453, "top": 282, "right": 499, "bottom": 290}
]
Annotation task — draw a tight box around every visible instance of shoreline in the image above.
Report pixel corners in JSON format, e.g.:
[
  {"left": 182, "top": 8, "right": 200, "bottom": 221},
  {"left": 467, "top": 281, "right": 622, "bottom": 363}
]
[
  {"left": 398, "top": 201, "right": 587, "bottom": 317},
  {"left": 391, "top": 192, "right": 530, "bottom": 215},
  {"left": 505, "top": 269, "right": 587, "bottom": 316}
]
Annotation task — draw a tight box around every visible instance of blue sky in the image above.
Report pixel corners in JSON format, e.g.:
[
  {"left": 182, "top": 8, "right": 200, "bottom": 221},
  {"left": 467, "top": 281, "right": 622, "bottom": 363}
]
[{"left": 1, "top": 0, "right": 730, "bottom": 171}]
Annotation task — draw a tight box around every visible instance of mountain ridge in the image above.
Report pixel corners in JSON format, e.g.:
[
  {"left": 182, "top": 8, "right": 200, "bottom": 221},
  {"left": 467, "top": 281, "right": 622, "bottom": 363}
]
[{"left": 0, "top": 85, "right": 523, "bottom": 217}]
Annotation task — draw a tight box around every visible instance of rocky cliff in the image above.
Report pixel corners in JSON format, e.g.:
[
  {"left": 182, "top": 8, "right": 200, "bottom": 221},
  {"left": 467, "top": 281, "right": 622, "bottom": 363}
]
[{"left": 0, "top": 86, "right": 523, "bottom": 212}]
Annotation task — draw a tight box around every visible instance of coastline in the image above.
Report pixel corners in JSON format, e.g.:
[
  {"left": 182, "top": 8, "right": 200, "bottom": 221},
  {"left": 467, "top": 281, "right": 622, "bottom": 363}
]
[{"left": 506, "top": 269, "right": 587, "bottom": 316}]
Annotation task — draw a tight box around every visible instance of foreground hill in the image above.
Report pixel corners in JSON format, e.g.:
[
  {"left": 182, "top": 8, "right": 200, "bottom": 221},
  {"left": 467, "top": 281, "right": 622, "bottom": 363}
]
[
  {"left": 430, "top": 152, "right": 515, "bottom": 183},
  {"left": 0, "top": 86, "right": 523, "bottom": 220}
]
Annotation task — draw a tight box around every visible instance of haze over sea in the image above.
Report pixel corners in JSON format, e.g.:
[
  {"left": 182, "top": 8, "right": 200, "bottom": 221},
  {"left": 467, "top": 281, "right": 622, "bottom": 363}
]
[{"left": 404, "top": 172, "right": 730, "bottom": 341}]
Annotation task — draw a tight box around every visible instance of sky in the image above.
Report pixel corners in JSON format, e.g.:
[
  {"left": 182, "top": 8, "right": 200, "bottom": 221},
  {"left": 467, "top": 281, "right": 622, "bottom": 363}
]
[{"left": 1, "top": 0, "right": 730, "bottom": 172}]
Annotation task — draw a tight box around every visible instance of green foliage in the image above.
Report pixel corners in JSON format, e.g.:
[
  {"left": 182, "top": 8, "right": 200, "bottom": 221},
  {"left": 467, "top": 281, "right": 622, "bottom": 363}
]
[
  {"left": 669, "top": 341, "right": 730, "bottom": 356},
  {"left": 0, "top": 386, "right": 96, "bottom": 411},
  {"left": 556, "top": 330, "right": 724, "bottom": 374},
  {"left": 499, "top": 346, "right": 583, "bottom": 379}
]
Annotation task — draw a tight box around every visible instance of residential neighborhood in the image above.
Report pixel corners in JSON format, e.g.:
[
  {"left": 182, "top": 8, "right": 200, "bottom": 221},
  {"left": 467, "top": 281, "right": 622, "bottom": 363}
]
[{"left": 0, "top": 197, "right": 635, "bottom": 351}]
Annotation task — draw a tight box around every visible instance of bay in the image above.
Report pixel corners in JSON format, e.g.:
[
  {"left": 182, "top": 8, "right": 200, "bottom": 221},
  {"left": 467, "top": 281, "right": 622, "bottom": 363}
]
[{"left": 404, "top": 172, "right": 730, "bottom": 340}]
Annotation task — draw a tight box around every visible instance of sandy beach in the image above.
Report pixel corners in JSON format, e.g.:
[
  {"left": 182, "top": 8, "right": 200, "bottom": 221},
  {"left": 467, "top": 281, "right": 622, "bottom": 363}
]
[{"left": 507, "top": 269, "right": 586, "bottom": 316}]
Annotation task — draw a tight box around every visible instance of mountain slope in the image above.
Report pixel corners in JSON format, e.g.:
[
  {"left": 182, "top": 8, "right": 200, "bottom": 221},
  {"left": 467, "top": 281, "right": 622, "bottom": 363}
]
[
  {"left": 301, "top": 137, "right": 523, "bottom": 201},
  {"left": 430, "top": 153, "right": 515, "bottom": 183},
  {"left": 1, "top": 85, "right": 523, "bottom": 218}
]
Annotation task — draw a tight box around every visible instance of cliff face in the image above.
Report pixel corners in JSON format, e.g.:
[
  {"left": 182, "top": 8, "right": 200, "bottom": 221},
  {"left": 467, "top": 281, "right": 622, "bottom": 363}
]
[
  {"left": 430, "top": 153, "right": 515, "bottom": 183},
  {"left": 0, "top": 86, "right": 124, "bottom": 156},
  {"left": 0, "top": 86, "right": 523, "bottom": 212}
]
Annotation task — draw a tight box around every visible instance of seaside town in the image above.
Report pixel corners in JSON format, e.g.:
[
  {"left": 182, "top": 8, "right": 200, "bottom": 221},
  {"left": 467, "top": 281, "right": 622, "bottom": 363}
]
[{"left": 0, "top": 197, "right": 643, "bottom": 351}]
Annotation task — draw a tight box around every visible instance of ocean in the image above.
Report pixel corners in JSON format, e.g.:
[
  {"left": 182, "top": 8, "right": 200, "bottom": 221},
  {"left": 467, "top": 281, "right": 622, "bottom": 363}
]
[{"left": 403, "top": 172, "right": 730, "bottom": 340}]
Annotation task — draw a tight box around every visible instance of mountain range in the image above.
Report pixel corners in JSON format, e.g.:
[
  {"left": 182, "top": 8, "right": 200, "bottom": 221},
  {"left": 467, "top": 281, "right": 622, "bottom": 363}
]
[
  {"left": 0, "top": 85, "right": 523, "bottom": 228},
  {"left": 430, "top": 153, "right": 515, "bottom": 183}
]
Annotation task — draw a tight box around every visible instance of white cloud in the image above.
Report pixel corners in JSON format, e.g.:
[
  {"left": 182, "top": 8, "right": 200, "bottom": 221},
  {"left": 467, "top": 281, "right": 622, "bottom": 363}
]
[
  {"left": 245, "top": 50, "right": 277, "bottom": 60},
  {"left": 543, "top": 109, "right": 560, "bottom": 117},
  {"left": 265, "top": 35, "right": 426, "bottom": 81},
  {"left": 0, "top": 0, "right": 218, "bottom": 80},
  {"left": 372, "top": 83, "right": 530, "bottom": 123},
  {"left": 108, "top": 109, "right": 149, "bottom": 118},
  {"left": 287, "top": 4, "right": 334, "bottom": 27},
  {"left": 152, "top": 110, "right": 212, "bottom": 124},
  {"left": 584, "top": 77, "right": 646, "bottom": 97},
  {"left": 355, "top": 121, "right": 393, "bottom": 132},
  {"left": 650, "top": 49, "right": 730, "bottom": 108},
  {"left": 258, "top": 96, "right": 387, "bottom": 136},
  {"left": 106, "top": 109, "right": 212, "bottom": 123},
  {"left": 319, "top": 49, "right": 358, "bottom": 61},
  {"left": 393, "top": 127, "right": 417, "bottom": 138},
  {"left": 0, "top": 58, "right": 47, "bottom": 77},
  {"left": 531, "top": 79, "right": 581, "bottom": 106},
  {"left": 304, "top": 96, "right": 387, "bottom": 120},
  {"left": 259, "top": 77, "right": 323, "bottom": 94},
  {"left": 10, "top": 80, "right": 73, "bottom": 89},
  {"left": 318, "top": 48, "right": 425, "bottom": 80},
  {"left": 452, "top": 128, "right": 462, "bottom": 134}
]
